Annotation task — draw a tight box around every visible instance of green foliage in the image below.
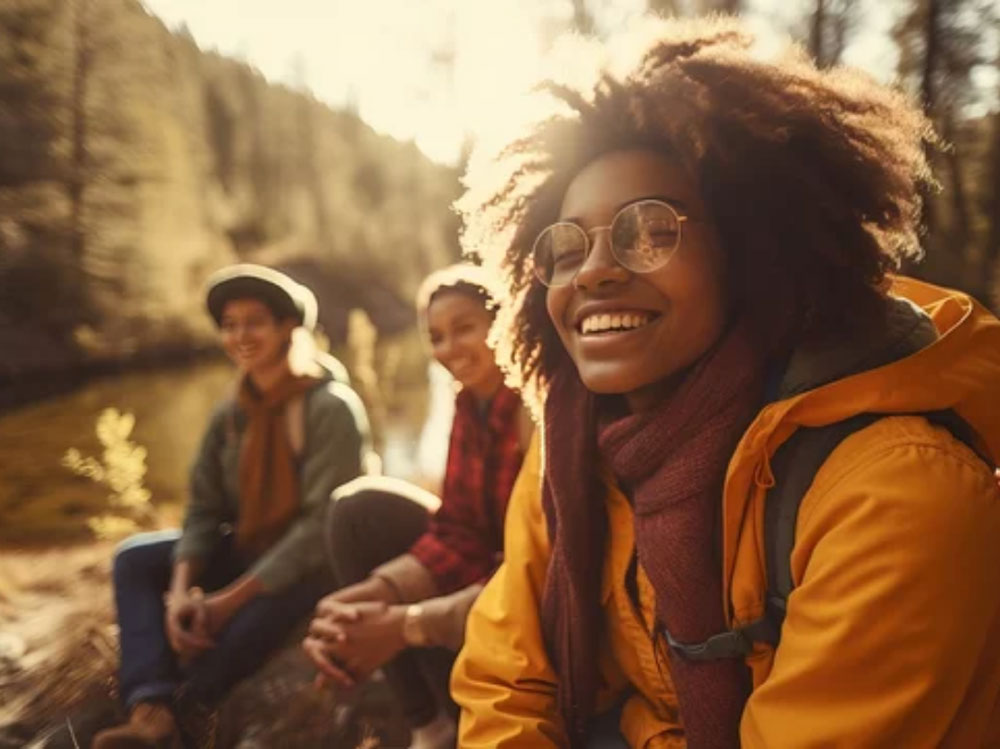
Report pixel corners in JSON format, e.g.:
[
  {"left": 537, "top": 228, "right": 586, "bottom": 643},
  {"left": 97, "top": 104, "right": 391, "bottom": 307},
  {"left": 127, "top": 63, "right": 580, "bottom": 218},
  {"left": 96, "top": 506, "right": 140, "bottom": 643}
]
[{"left": 62, "top": 407, "right": 155, "bottom": 538}]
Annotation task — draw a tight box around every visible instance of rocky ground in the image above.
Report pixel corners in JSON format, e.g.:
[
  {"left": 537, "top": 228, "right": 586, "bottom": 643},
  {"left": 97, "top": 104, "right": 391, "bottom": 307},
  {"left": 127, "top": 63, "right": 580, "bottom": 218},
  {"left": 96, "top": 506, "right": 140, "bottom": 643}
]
[{"left": 0, "top": 545, "right": 411, "bottom": 748}]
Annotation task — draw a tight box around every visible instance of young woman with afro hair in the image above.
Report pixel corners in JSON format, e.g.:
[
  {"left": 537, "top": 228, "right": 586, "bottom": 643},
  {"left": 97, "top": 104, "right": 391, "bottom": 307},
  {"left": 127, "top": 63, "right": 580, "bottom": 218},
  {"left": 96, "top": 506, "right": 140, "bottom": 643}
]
[{"left": 450, "top": 16, "right": 1000, "bottom": 749}]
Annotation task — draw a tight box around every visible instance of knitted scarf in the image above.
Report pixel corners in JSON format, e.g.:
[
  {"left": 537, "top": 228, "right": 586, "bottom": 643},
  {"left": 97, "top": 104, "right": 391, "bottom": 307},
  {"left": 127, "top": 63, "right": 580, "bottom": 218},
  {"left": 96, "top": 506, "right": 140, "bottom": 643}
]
[
  {"left": 235, "top": 372, "right": 320, "bottom": 556},
  {"left": 540, "top": 324, "right": 764, "bottom": 747}
]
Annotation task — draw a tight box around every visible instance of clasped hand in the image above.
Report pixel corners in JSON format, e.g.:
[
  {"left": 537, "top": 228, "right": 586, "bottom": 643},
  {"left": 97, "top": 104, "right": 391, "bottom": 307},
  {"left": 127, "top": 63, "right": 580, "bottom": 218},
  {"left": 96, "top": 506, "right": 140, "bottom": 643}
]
[
  {"left": 302, "top": 596, "right": 406, "bottom": 689},
  {"left": 163, "top": 587, "right": 232, "bottom": 661}
]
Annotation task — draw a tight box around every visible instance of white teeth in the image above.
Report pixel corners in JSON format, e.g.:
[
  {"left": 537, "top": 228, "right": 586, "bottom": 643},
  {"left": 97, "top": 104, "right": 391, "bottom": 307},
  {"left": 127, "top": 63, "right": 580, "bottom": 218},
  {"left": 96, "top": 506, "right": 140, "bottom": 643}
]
[{"left": 580, "top": 311, "right": 652, "bottom": 334}]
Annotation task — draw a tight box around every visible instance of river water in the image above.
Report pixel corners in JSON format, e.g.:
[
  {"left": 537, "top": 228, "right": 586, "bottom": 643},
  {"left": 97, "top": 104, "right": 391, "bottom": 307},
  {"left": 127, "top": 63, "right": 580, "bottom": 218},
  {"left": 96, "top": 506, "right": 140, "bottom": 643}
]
[{"left": 0, "top": 359, "right": 446, "bottom": 547}]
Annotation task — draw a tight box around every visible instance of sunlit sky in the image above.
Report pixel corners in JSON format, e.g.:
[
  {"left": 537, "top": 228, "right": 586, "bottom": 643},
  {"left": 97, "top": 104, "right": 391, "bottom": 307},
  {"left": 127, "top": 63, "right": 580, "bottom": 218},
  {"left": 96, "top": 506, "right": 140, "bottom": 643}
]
[{"left": 141, "top": 0, "right": 899, "bottom": 164}]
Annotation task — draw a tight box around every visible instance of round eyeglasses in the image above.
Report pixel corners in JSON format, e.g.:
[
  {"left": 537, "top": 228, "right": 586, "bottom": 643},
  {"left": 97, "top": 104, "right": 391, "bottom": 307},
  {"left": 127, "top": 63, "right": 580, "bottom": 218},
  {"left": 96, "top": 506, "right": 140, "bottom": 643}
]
[{"left": 531, "top": 199, "right": 696, "bottom": 288}]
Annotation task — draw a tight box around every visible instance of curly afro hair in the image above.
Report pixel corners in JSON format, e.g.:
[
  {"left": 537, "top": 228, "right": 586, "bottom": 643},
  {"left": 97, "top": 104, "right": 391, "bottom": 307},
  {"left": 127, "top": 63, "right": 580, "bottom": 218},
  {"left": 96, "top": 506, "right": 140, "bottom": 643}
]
[{"left": 457, "top": 15, "right": 937, "bottom": 409}]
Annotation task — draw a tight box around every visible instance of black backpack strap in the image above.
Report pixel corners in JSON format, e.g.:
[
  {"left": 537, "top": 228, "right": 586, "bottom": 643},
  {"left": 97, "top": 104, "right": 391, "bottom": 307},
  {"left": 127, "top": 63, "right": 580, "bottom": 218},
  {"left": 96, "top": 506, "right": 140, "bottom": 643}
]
[
  {"left": 761, "top": 413, "right": 881, "bottom": 640},
  {"left": 663, "top": 409, "right": 986, "bottom": 661},
  {"left": 663, "top": 413, "right": 882, "bottom": 661},
  {"left": 923, "top": 410, "right": 992, "bottom": 465},
  {"left": 757, "top": 408, "right": 987, "bottom": 649}
]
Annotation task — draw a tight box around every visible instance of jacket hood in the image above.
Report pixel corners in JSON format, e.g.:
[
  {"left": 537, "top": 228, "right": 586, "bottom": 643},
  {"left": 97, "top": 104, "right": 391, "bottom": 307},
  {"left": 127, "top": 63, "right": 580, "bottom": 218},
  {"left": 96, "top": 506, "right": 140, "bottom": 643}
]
[
  {"left": 755, "top": 276, "right": 1000, "bottom": 464},
  {"left": 720, "top": 275, "right": 1000, "bottom": 625},
  {"left": 778, "top": 295, "right": 938, "bottom": 399}
]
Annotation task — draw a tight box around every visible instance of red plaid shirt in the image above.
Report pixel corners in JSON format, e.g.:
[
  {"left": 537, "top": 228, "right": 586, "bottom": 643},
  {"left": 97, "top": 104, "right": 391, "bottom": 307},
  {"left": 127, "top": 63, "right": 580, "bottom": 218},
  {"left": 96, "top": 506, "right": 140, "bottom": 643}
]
[{"left": 409, "top": 384, "right": 526, "bottom": 594}]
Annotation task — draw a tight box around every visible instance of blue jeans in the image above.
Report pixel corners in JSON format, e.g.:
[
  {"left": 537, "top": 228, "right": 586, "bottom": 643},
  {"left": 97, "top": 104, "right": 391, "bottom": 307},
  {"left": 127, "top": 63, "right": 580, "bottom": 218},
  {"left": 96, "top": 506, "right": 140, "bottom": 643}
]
[{"left": 112, "top": 529, "right": 328, "bottom": 708}]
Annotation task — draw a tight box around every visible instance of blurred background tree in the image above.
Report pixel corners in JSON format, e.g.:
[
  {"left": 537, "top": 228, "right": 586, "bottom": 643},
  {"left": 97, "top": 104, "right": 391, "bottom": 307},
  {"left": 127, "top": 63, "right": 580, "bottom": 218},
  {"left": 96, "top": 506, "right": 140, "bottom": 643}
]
[
  {"left": 2, "top": 0, "right": 997, "bottom": 404},
  {"left": 634, "top": 0, "right": 1000, "bottom": 304},
  {"left": 0, "top": 0, "right": 460, "bottom": 401},
  {"left": 2, "top": 2, "right": 999, "bottom": 743}
]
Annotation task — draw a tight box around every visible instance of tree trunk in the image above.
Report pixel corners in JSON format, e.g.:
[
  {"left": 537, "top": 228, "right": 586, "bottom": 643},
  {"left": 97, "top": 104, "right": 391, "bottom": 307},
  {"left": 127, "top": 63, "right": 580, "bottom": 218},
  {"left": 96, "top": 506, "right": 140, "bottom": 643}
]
[
  {"left": 919, "top": 0, "right": 940, "bottom": 235},
  {"left": 986, "top": 110, "right": 1000, "bottom": 266},
  {"left": 69, "top": 0, "right": 91, "bottom": 264},
  {"left": 649, "top": 0, "right": 682, "bottom": 15},
  {"left": 571, "top": 0, "right": 596, "bottom": 35},
  {"left": 940, "top": 113, "right": 970, "bottom": 257},
  {"left": 920, "top": 0, "right": 939, "bottom": 112},
  {"left": 809, "top": 0, "right": 827, "bottom": 68},
  {"left": 699, "top": 0, "right": 742, "bottom": 11}
]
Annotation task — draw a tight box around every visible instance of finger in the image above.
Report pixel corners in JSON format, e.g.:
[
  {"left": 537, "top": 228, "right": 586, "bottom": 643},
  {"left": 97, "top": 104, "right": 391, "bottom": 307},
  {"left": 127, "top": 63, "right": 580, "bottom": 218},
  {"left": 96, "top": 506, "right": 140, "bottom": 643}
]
[
  {"left": 175, "top": 626, "right": 215, "bottom": 651},
  {"left": 165, "top": 622, "right": 187, "bottom": 654},
  {"left": 303, "top": 637, "right": 355, "bottom": 688},
  {"left": 315, "top": 599, "right": 339, "bottom": 616},
  {"left": 192, "top": 599, "right": 208, "bottom": 636},
  {"left": 315, "top": 594, "right": 340, "bottom": 613},
  {"left": 316, "top": 600, "right": 361, "bottom": 622},
  {"left": 308, "top": 618, "right": 347, "bottom": 643}
]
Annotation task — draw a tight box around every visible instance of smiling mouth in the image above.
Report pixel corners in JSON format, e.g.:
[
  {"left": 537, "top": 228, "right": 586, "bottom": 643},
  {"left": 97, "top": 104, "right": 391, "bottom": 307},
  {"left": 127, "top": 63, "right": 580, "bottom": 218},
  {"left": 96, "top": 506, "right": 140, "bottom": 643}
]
[{"left": 578, "top": 311, "right": 658, "bottom": 335}]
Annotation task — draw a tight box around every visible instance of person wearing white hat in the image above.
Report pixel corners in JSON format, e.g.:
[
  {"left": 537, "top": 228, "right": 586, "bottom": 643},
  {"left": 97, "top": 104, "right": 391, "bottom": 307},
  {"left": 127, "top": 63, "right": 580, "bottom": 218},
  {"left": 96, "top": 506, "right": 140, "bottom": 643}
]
[{"left": 94, "top": 264, "right": 371, "bottom": 748}]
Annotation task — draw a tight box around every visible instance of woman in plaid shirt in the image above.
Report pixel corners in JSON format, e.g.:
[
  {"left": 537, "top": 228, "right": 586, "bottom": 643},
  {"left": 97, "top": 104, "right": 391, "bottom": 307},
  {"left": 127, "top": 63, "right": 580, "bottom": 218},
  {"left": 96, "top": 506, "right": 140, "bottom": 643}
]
[{"left": 303, "top": 264, "right": 532, "bottom": 749}]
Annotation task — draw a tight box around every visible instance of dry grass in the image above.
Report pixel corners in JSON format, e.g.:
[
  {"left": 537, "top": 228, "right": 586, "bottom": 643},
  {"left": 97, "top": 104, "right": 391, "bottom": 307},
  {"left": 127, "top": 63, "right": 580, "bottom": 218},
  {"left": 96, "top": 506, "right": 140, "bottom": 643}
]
[
  {"left": 0, "top": 544, "right": 118, "bottom": 723},
  {"left": 0, "top": 544, "right": 410, "bottom": 748},
  {"left": 0, "top": 544, "right": 120, "bottom": 747}
]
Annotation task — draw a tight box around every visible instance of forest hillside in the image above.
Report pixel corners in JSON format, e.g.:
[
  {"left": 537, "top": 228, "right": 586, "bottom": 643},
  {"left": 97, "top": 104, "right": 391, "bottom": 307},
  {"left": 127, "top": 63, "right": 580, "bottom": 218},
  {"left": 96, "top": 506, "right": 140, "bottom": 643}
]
[{"left": 0, "top": 0, "right": 461, "bottom": 396}]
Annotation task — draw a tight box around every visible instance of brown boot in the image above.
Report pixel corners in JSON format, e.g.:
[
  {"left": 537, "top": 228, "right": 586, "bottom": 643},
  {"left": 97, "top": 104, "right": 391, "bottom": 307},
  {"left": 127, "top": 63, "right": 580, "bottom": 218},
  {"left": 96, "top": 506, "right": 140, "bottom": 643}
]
[{"left": 91, "top": 702, "right": 182, "bottom": 749}]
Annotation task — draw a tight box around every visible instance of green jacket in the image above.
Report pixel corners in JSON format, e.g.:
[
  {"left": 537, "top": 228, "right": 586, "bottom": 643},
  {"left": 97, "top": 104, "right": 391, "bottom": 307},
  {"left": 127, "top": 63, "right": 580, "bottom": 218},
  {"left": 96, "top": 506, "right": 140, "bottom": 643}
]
[{"left": 174, "top": 379, "right": 371, "bottom": 591}]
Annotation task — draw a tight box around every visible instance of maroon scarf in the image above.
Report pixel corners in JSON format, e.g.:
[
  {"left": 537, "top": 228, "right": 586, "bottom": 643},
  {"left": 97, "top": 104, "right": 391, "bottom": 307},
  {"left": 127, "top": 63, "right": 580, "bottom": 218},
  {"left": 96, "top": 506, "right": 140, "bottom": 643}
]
[{"left": 540, "top": 324, "right": 764, "bottom": 747}]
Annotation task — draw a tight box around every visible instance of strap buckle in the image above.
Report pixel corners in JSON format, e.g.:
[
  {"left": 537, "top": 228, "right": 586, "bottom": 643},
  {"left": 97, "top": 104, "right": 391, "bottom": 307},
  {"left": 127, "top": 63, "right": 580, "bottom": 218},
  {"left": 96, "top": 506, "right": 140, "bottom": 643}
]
[
  {"left": 662, "top": 608, "right": 784, "bottom": 662},
  {"left": 662, "top": 627, "right": 753, "bottom": 661}
]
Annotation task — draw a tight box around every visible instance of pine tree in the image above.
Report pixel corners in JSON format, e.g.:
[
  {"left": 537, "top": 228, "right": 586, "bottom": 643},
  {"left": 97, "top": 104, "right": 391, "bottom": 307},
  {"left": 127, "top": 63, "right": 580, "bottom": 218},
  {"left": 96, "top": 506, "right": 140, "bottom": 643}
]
[
  {"left": 806, "top": 0, "right": 861, "bottom": 69},
  {"left": 893, "top": 0, "right": 987, "bottom": 246}
]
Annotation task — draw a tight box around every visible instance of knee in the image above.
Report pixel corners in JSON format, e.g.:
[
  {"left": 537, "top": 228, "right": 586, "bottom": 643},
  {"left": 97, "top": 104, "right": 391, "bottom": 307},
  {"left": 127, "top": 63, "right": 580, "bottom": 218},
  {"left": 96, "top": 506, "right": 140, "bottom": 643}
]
[
  {"left": 112, "top": 530, "right": 178, "bottom": 585},
  {"left": 326, "top": 482, "right": 381, "bottom": 550}
]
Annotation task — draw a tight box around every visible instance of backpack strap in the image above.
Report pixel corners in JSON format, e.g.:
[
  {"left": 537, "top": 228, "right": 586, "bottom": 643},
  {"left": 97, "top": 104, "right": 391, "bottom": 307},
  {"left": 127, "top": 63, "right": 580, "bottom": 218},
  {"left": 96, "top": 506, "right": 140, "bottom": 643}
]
[
  {"left": 284, "top": 390, "right": 310, "bottom": 460},
  {"left": 662, "top": 413, "right": 882, "bottom": 661},
  {"left": 759, "top": 413, "right": 881, "bottom": 643},
  {"left": 664, "top": 409, "right": 986, "bottom": 661},
  {"left": 757, "top": 408, "right": 987, "bottom": 649}
]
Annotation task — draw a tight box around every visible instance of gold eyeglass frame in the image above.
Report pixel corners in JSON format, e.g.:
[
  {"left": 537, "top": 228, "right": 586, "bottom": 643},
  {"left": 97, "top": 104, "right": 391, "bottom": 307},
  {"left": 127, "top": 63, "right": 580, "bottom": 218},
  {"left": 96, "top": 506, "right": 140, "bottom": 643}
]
[{"left": 531, "top": 199, "right": 696, "bottom": 288}]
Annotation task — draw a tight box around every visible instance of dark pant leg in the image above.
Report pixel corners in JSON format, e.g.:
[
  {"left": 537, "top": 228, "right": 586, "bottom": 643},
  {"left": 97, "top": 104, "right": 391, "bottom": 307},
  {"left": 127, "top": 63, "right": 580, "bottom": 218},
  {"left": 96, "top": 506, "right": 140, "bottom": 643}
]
[
  {"left": 325, "top": 477, "right": 434, "bottom": 585},
  {"left": 112, "top": 530, "right": 184, "bottom": 708},
  {"left": 114, "top": 529, "right": 245, "bottom": 708},
  {"left": 180, "top": 573, "right": 330, "bottom": 705},
  {"left": 417, "top": 647, "right": 458, "bottom": 719},
  {"left": 325, "top": 478, "right": 444, "bottom": 726},
  {"left": 586, "top": 702, "right": 629, "bottom": 749}
]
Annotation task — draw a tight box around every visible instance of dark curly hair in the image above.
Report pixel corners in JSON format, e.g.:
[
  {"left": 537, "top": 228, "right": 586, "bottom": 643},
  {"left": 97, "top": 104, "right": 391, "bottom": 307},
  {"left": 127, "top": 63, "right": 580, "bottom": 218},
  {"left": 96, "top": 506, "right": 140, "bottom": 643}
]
[
  {"left": 457, "top": 16, "right": 937, "bottom": 408},
  {"left": 415, "top": 263, "right": 500, "bottom": 320}
]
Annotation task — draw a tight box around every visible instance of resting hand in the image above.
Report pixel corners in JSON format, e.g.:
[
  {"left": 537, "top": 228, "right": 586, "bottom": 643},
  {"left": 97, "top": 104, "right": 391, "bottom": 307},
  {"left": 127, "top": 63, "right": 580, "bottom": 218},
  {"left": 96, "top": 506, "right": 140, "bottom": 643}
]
[
  {"left": 164, "top": 587, "right": 215, "bottom": 659},
  {"left": 303, "top": 600, "right": 406, "bottom": 689},
  {"left": 314, "top": 575, "right": 396, "bottom": 611},
  {"left": 200, "top": 591, "right": 240, "bottom": 637}
]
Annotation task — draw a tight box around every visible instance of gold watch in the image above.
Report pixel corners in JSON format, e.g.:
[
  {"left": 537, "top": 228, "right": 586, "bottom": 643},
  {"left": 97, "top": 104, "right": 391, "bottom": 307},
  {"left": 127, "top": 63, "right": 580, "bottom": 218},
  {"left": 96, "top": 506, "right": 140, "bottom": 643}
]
[{"left": 402, "top": 603, "right": 428, "bottom": 647}]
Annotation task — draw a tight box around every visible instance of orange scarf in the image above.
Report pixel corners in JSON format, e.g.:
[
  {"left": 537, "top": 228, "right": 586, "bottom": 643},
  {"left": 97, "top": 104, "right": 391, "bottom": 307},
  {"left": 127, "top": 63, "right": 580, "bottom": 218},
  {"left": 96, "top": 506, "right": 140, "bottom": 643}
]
[{"left": 235, "top": 372, "right": 320, "bottom": 557}]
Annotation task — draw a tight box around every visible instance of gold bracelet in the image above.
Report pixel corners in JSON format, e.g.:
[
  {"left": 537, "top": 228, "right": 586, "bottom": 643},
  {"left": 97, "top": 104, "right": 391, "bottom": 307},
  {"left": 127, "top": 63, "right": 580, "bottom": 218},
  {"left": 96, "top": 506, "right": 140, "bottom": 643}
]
[{"left": 402, "top": 603, "right": 428, "bottom": 647}]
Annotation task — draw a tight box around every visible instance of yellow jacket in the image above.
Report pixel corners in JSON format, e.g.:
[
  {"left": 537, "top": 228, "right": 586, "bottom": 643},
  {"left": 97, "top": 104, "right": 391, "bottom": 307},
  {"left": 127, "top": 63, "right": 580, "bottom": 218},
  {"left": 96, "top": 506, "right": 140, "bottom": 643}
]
[{"left": 452, "top": 278, "right": 1000, "bottom": 748}]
